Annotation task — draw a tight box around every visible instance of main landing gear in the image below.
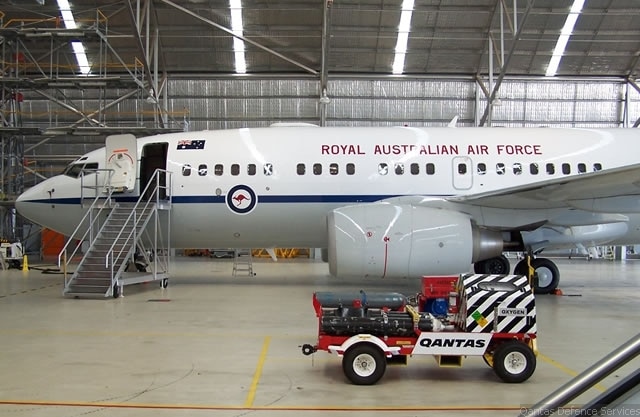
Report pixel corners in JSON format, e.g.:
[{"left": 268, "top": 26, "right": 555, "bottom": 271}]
[{"left": 475, "top": 254, "right": 560, "bottom": 294}]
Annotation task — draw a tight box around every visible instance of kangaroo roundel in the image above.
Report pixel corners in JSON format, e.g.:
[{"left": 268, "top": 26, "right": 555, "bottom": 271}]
[{"left": 226, "top": 185, "right": 257, "bottom": 214}]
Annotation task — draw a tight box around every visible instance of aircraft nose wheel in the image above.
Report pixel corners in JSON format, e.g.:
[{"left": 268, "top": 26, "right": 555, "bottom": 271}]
[{"left": 160, "top": 278, "right": 169, "bottom": 289}]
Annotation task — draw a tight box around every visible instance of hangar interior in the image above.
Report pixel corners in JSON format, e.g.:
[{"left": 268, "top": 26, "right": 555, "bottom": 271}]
[{"left": 0, "top": 1, "right": 640, "bottom": 416}]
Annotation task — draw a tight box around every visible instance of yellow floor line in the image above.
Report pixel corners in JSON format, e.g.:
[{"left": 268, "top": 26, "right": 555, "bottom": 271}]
[
  {"left": 538, "top": 353, "right": 607, "bottom": 392},
  {"left": 244, "top": 335, "right": 271, "bottom": 408}
]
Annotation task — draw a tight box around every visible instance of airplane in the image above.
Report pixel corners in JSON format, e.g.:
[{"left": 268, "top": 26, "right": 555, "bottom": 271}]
[{"left": 15, "top": 125, "right": 640, "bottom": 294}]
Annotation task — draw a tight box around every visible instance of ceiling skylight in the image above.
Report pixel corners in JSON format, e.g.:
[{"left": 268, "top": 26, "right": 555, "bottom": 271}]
[
  {"left": 392, "top": 0, "right": 414, "bottom": 74},
  {"left": 230, "top": 0, "right": 246, "bottom": 74},
  {"left": 545, "top": 0, "right": 585, "bottom": 77},
  {"left": 57, "top": 0, "right": 90, "bottom": 75}
]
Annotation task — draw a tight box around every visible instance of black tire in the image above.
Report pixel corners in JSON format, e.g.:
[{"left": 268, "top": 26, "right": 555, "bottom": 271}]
[
  {"left": 473, "top": 259, "right": 485, "bottom": 273},
  {"left": 531, "top": 258, "right": 560, "bottom": 294},
  {"left": 161, "top": 278, "right": 169, "bottom": 289},
  {"left": 492, "top": 341, "right": 536, "bottom": 383},
  {"left": 475, "top": 255, "right": 510, "bottom": 275},
  {"left": 514, "top": 259, "right": 530, "bottom": 276},
  {"left": 342, "top": 344, "right": 386, "bottom": 385}
]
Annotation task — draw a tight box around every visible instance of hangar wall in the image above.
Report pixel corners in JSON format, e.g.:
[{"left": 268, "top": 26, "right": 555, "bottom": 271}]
[{"left": 164, "top": 77, "right": 637, "bottom": 130}]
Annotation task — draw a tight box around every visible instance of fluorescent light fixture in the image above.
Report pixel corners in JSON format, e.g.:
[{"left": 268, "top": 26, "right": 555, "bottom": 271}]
[
  {"left": 545, "top": 0, "right": 585, "bottom": 77},
  {"left": 57, "top": 0, "right": 90, "bottom": 75},
  {"left": 230, "top": 0, "right": 246, "bottom": 74},
  {"left": 392, "top": 0, "right": 414, "bottom": 74}
]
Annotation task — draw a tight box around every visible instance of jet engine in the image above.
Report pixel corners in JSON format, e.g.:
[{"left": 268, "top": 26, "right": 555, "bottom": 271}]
[{"left": 327, "top": 204, "right": 504, "bottom": 278}]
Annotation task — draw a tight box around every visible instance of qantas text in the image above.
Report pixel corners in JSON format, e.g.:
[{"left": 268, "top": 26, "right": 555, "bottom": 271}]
[
  {"left": 419, "top": 338, "right": 487, "bottom": 348},
  {"left": 321, "top": 144, "right": 542, "bottom": 156}
]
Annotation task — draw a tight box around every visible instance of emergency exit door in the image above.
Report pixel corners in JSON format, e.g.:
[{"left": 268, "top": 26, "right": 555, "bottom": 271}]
[{"left": 452, "top": 156, "right": 473, "bottom": 190}]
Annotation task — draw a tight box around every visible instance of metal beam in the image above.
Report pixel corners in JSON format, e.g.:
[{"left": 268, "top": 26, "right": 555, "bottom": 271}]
[
  {"left": 124, "top": 0, "right": 165, "bottom": 128},
  {"left": 31, "top": 89, "right": 104, "bottom": 127},
  {"left": 479, "top": 0, "right": 535, "bottom": 126},
  {"left": 158, "top": 0, "right": 319, "bottom": 75},
  {"left": 319, "top": 0, "right": 333, "bottom": 126}
]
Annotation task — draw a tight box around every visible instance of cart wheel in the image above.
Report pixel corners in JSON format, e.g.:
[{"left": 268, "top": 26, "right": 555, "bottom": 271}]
[
  {"left": 112, "top": 283, "right": 120, "bottom": 298},
  {"left": 492, "top": 340, "right": 536, "bottom": 383},
  {"left": 342, "top": 344, "right": 386, "bottom": 385},
  {"left": 161, "top": 278, "right": 169, "bottom": 289}
]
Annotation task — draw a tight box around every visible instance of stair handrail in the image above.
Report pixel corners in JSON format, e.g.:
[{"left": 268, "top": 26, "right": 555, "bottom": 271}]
[
  {"left": 104, "top": 169, "right": 172, "bottom": 292},
  {"left": 518, "top": 333, "right": 640, "bottom": 417},
  {"left": 58, "top": 169, "right": 115, "bottom": 286}
]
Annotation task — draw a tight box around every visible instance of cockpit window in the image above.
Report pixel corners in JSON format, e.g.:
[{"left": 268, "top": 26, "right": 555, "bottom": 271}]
[{"left": 62, "top": 162, "right": 98, "bottom": 178}]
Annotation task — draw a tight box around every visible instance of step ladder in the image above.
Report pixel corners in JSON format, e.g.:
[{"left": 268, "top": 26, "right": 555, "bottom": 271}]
[
  {"left": 59, "top": 169, "right": 172, "bottom": 298},
  {"left": 232, "top": 249, "right": 254, "bottom": 277}
]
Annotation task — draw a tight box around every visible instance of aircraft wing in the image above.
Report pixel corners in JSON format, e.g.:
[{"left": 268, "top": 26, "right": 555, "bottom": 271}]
[{"left": 448, "top": 163, "right": 640, "bottom": 212}]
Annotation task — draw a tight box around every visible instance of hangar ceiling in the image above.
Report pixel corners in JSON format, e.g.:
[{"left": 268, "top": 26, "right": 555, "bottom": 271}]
[{"left": 0, "top": 0, "right": 638, "bottom": 78}]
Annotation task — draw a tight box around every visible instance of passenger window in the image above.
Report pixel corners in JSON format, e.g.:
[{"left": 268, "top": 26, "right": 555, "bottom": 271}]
[
  {"left": 182, "top": 164, "right": 191, "bottom": 176},
  {"left": 198, "top": 164, "right": 207, "bottom": 176},
  {"left": 330, "top": 163, "right": 338, "bottom": 175},
  {"left": 496, "top": 163, "right": 505, "bottom": 175},
  {"left": 248, "top": 164, "right": 256, "bottom": 175},
  {"left": 395, "top": 163, "right": 404, "bottom": 175},
  {"left": 457, "top": 163, "right": 467, "bottom": 175},
  {"left": 346, "top": 163, "right": 355, "bottom": 175},
  {"left": 546, "top": 163, "right": 555, "bottom": 175},
  {"left": 513, "top": 163, "right": 522, "bottom": 175},
  {"left": 297, "top": 163, "right": 306, "bottom": 175},
  {"left": 313, "top": 163, "right": 322, "bottom": 175},
  {"left": 530, "top": 163, "right": 539, "bottom": 175},
  {"left": 578, "top": 163, "right": 586, "bottom": 173},
  {"left": 231, "top": 164, "right": 240, "bottom": 176},
  {"left": 477, "top": 163, "right": 486, "bottom": 175},
  {"left": 426, "top": 163, "right": 435, "bottom": 175},
  {"left": 378, "top": 163, "right": 389, "bottom": 175},
  {"left": 593, "top": 163, "right": 602, "bottom": 171},
  {"left": 264, "top": 163, "right": 273, "bottom": 176},
  {"left": 562, "top": 163, "right": 571, "bottom": 175},
  {"left": 410, "top": 163, "right": 419, "bottom": 175},
  {"left": 214, "top": 164, "right": 223, "bottom": 176}
]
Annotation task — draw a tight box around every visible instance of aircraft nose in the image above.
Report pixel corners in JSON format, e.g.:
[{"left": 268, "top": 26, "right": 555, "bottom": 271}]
[{"left": 15, "top": 183, "right": 48, "bottom": 225}]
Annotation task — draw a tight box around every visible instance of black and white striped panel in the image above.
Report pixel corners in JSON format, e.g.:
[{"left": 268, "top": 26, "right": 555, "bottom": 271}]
[{"left": 461, "top": 274, "right": 535, "bottom": 333}]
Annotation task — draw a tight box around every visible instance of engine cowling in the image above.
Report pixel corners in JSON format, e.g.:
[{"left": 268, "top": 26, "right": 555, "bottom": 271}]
[{"left": 328, "top": 204, "right": 503, "bottom": 278}]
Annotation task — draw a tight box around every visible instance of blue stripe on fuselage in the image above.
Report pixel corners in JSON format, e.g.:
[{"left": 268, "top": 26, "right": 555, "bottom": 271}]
[{"left": 22, "top": 194, "right": 451, "bottom": 205}]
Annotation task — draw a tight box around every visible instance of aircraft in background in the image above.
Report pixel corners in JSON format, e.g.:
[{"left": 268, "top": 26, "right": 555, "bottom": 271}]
[{"left": 15, "top": 125, "right": 640, "bottom": 293}]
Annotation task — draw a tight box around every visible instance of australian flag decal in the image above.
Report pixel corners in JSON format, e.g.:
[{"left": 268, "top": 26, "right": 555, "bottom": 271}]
[{"left": 177, "top": 139, "right": 205, "bottom": 150}]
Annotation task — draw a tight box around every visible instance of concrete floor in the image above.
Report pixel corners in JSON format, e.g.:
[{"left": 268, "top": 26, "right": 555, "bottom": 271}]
[{"left": 0, "top": 256, "right": 639, "bottom": 417}]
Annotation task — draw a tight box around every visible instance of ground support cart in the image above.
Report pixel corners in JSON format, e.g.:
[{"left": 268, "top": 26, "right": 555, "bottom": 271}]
[{"left": 301, "top": 274, "right": 538, "bottom": 385}]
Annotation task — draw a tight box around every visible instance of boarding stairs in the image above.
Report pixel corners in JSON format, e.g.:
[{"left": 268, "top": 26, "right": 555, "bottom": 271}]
[
  {"left": 232, "top": 249, "right": 254, "bottom": 277},
  {"left": 60, "top": 169, "right": 172, "bottom": 298}
]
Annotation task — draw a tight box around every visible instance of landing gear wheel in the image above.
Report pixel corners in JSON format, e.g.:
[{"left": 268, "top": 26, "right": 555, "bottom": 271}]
[
  {"left": 161, "top": 278, "right": 169, "bottom": 289},
  {"left": 514, "top": 259, "right": 529, "bottom": 276},
  {"left": 492, "top": 341, "right": 536, "bottom": 383},
  {"left": 474, "top": 255, "right": 510, "bottom": 275},
  {"left": 113, "top": 283, "right": 120, "bottom": 298},
  {"left": 342, "top": 344, "right": 386, "bottom": 385},
  {"left": 531, "top": 258, "right": 560, "bottom": 294}
]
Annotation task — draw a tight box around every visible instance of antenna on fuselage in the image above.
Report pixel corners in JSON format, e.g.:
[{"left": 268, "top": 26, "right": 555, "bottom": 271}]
[{"left": 447, "top": 116, "right": 459, "bottom": 128}]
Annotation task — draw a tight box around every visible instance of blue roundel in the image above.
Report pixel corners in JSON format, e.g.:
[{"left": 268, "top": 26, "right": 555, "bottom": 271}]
[{"left": 226, "top": 185, "right": 257, "bottom": 214}]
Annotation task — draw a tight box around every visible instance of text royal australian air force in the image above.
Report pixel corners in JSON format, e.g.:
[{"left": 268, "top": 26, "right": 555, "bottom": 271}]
[{"left": 321, "top": 143, "right": 543, "bottom": 156}]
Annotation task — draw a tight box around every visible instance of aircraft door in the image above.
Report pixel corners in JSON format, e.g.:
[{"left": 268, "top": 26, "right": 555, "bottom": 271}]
[
  {"left": 452, "top": 156, "right": 473, "bottom": 190},
  {"left": 139, "top": 143, "right": 169, "bottom": 199},
  {"left": 105, "top": 134, "right": 137, "bottom": 192}
]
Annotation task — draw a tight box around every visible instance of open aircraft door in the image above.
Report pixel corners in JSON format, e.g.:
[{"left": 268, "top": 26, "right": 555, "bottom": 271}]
[{"left": 105, "top": 134, "right": 137, "bottom": 192}]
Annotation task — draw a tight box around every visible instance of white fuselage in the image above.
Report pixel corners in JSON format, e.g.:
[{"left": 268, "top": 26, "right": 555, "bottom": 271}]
[{"left": 15, "top": 126, "right": 640, "bottom": 249}]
